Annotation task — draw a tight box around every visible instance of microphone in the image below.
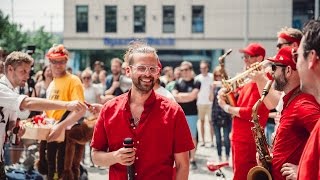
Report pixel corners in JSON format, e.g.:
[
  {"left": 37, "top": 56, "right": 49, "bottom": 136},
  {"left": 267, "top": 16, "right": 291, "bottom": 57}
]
[
  {"left": 219, "top": 49, "right": 233, "bottom": 61},
  {"left": 123, "top": 138, "right": 135, "bottom": 180},
  {"left": 207, "top": 161, "right": 229, "bottom": 172}
]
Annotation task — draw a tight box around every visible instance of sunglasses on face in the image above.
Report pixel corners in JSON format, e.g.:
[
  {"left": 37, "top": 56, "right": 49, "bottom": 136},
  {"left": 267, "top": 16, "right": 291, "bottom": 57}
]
[
  {"left": 180, "top": 68, "right": 191, "bottom": 72},
  {"left": 130, "top": 65, "right": 160, "bottom": 75},
  {"left": 82, "top": 76, "right": 91, "bottom": 80},
  {"left": 291, "top": 49, "right": 298, "bottom": 64},
  {"left": 50, "top": 60, "right": 67, "bottom": 65},
  {"left": 276, "top": 42, "right": 292, "bottom": 49},
  {"left": 271, "top": 63, "right": 287, "bottom": 71},
  {"left": 241, "top": 55, "right": 258, "bottom": 60}
]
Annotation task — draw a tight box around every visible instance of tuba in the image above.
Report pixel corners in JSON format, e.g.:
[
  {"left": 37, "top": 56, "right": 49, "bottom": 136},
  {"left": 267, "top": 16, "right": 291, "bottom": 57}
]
[{"left": 247, "top": 79, "right": 273, "bottom": 180}]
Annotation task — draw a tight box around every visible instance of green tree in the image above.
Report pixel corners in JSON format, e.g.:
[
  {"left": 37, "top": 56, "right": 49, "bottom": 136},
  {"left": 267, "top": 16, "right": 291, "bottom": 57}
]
[
  {"left": 27, "top": 26, "right": 61, "bottom": 60},
  {"left": 0, "top": 11, "right": 28, "bottom": 52}
]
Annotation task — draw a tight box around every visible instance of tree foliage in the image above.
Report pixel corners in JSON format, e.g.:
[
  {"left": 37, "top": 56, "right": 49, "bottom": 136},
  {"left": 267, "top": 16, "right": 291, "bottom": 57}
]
[
  {"left": 0, "top": 10, "right": 61, "bottom": 59},
  {"left": 0, "top": 11, "right": 28, "bottom": 52}
]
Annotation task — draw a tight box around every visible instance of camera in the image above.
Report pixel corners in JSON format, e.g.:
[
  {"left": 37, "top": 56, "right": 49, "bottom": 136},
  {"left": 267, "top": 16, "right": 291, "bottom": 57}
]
[{"left": 26, "top": 45, "right": 36, "bottom": 96}]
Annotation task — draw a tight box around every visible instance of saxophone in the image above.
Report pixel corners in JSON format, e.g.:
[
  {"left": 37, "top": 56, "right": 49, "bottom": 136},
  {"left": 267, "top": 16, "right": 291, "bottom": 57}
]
[
  {"left": 247, "top": 79, "right": 273, "bottom": 180},
  {"left": 218, "top": 49, "right": 237, "bottom": 106}
]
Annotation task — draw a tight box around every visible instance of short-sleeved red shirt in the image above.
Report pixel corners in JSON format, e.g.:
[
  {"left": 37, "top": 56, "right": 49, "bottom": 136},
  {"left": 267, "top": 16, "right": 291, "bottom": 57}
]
[
  {"left": 297, "top": 119, "right": 320, "bottom": 180},
  {"left": 232, "top": 82, "right": 269, "bottom": 143},
  {"left": 272, "top": 87, "right": 320, "bottom": 180},
  {"left": 91, "top": 90, "right": 194, "bottom": 180}
]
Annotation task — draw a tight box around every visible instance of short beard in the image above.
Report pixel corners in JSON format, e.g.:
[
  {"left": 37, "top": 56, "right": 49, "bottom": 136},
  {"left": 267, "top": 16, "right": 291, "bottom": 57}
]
[
  {"left": 132, "top": 76, "right": 155, "bottom": 94},
  {"left": 274, "top": 69, "right": 288, "bottom": 91}
]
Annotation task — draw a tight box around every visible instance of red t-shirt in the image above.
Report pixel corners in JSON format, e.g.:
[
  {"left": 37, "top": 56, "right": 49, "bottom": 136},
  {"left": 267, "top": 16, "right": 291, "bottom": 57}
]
[
  {"left": 232, "top": 82, "right": 269, "bottom": 143},
  {"left": 272, "top": 87, "right": 320, "bottom": 180},
  {"left": 91, "top": 90, "right": 194, "bottom": 180},
  {"left": 297, "top": 119, "right": 320, "bottom": 180}
]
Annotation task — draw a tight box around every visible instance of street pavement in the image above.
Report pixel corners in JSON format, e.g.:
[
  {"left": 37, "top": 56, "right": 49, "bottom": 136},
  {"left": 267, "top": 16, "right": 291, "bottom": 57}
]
[
  {"left": 86, "top": 144, "right": 233, "bottom": 180},
  {"left": 86, "top": 119, "right": 234, "bottom": 180}
]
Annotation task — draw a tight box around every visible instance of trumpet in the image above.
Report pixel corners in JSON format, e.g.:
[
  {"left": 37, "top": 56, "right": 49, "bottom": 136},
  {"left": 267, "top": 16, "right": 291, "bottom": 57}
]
[{"left": 222, "top": 60, "right": 269, "bottom": 94}]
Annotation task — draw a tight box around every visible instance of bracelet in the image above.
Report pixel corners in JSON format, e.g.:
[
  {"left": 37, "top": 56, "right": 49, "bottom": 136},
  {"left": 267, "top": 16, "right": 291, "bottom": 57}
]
[{"left": 223, "top": 104, "right": 230, "bottom": 113}]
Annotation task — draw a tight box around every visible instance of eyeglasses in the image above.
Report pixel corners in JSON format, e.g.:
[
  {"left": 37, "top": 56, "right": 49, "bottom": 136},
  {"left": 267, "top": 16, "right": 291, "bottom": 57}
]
[
  {"left": 291, "top": 49, "right": 298, "bottom": 64},
  {"left": 241, "top": 55, "right": 258, "bottom": 59},
  {"left": 82, "top": 76, "right": 91, "bottom": 80},
  {"left": 50, "top": 60, "right": 67, "bottom": 65},
  {"left": 276, "top": 42, "right": 292, "bottom": 49},
  {"left": 130, "top": 65, "right": 160, "bottom": 75},
  {"left": 271, "top": 63, "right": 287, "bottom": 71}
]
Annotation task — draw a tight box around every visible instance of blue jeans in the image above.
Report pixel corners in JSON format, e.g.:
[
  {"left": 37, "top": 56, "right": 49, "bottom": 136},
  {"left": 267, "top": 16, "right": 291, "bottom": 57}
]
[
  {"left": 186, "top": 115, "right": 198, "bottom": 139},
  {"left": 265, "top": 123, "right": 275, "bottom": 145},
  {"left": 213, "top": 125, "right": 231, "bottom": 157}
]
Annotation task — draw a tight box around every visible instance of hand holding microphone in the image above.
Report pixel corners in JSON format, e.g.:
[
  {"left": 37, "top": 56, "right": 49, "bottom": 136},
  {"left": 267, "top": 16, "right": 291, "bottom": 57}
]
[{"left": 123, "top": 138, "right": 135, "bottom": 180}]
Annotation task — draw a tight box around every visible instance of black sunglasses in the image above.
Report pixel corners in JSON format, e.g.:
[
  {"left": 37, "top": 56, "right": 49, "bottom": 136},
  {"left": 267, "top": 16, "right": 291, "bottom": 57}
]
[
  {"left": 271, "top": 64, "right": 287, "bottom": 71},
  {"left": 291, "top": 49, "right": 298, "bottom": 64},
  {"left": 276, "top": 42, "right": 292, "bottom": 49}
]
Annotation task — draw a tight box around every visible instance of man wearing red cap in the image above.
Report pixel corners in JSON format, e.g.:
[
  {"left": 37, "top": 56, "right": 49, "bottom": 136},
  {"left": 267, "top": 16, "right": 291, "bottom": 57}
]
[
  {"left": 266, "top": 46, "right": 320, "bottom": 180},
  {"left": 44, "top": 44, "right": 86, "bottom": 180},
  {"left": 295, "top": 19, "right": 320, "bottom": 180},
  {"left": 217, "top": 43, "right": 270, "bottom": 180}
]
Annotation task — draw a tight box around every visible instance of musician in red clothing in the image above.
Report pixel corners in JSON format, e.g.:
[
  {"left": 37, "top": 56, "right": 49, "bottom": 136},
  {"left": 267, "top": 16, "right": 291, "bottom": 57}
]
[
  {"left": 217, "top": 43, "right": 270, "bottom": 180},
  {"left": 266, "top": 46, "right": 320, "bottom": 180},
  {"left": 295, "top": 19, "right": 320, "bottom": 180}
]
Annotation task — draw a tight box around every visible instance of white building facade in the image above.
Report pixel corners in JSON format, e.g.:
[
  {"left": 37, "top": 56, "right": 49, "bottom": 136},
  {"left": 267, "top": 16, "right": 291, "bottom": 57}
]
[{"left": 64, "top": 0, "right": 294, "bottom": 74}]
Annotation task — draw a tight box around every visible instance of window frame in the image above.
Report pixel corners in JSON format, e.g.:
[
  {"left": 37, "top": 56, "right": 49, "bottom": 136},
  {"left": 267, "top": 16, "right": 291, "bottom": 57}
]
[
  {"left": 191, "top": 5, "right": 204, "bottom": 33},
  {"left": 76, "top": 5, "right": 89, "bottom": 33}
]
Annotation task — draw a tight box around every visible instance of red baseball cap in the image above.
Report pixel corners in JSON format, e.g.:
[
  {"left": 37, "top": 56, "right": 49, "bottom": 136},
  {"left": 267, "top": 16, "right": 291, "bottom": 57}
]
[
  {"left": 239, "top": 43, "right": 266, "bottom": 59},
  {"left": 267, "top": 46, "right": 296, "bottom": 70}
]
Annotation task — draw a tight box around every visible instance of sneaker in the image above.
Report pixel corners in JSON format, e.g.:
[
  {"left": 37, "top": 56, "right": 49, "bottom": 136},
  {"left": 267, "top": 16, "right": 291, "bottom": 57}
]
[
  {"left": 200, "top": 143, "right": 205, "bottom": 147},
  {"left": 190, "top": 161, "right": 198, "bottom": 170}
]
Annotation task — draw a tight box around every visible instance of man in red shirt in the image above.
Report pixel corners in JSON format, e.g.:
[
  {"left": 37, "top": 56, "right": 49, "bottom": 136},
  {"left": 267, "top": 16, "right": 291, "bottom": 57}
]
[
  {"left": 295, "top": 19, "right": 320, "bottom": 180},
  {"left": 267, "top": 46, "right": 320, "bottom": 180},
  {"left": 90, "top": 43, "right": 194, "bottom": 180},
  {"left": 218, "top": 43, "right": 270, "bottom": 180}
]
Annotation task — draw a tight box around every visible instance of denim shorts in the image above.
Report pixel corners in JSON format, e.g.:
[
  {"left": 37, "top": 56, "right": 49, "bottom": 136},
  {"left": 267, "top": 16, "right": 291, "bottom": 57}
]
[{"left": 186, "top": 115, "right": 198, "bottom": 139}]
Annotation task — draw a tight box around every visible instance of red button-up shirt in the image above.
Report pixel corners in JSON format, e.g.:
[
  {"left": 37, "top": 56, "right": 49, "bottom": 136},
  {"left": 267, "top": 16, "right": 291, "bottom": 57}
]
[
  {"left": 297, "top": 119, "right": 320, "bottom": 180},
  {"left": 232, "top": 82, "right": 269, "bottom": 143},
  {"left": 91, "top": 90, "right": 194, "bottom": 180},
  {"left": 272, "top": 87, "right": 320, "bottom": 180}
]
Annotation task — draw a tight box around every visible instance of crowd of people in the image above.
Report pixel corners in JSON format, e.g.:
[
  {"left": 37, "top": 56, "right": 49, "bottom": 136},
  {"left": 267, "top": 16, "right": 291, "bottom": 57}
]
[{"left": 0, "top": 19, "right": 319, "bottom": 180}]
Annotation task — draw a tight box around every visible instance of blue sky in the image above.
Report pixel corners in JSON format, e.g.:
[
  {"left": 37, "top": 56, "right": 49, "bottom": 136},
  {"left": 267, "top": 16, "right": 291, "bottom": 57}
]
[{"left": 0, "top": 0, "right": 63, "bottom": 32}]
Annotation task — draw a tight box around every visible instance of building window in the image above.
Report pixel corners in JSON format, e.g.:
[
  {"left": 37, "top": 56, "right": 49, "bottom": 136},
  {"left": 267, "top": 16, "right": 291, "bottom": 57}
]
[
  {"left": 134, "top": 6, "right": 146, "bottom": 33},
  {"left": 163, "top": 6, "right": 175, "bottom": 33},
  {"left": 76, "top": 5, "right": 88, "bottom": 32},
  {"left": 105, "top": 6, "right": 117, "bottom": 33},
  {"left": 192, "top": 6, "right": 204, "bottom": 33}
]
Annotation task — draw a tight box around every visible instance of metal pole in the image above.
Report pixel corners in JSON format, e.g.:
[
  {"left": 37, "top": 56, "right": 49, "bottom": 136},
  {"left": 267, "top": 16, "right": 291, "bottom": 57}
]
[
  {"left": 50, "top": 14, "right": 53, "bottom": 33},
  {"left": 315, "top": 0, "right": 319, "bottom": 19},
  {"left": 11, "top": 0, "right": 14, "bottom": 23},
  {"left": 244, "top": 0, "right": 249, "bottom": 46}
]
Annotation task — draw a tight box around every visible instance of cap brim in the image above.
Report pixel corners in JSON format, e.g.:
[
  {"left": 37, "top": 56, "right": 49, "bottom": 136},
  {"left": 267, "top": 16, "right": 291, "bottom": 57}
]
[{"left": 266, "top": 57, "right": 278, "bottom": 63}]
